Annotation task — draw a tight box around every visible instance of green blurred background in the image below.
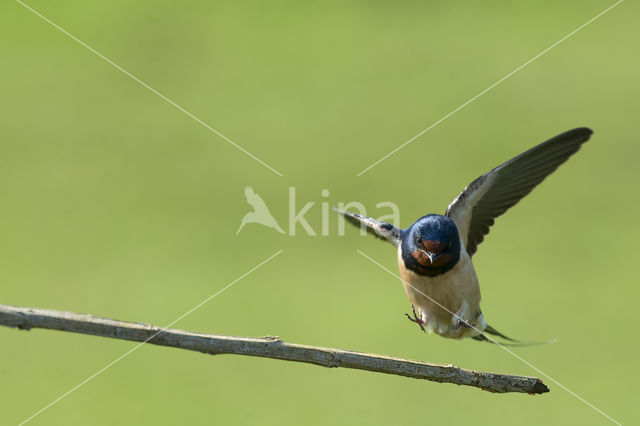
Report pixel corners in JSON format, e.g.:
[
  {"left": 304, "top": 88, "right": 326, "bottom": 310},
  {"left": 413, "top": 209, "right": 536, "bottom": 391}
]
[{"left": 1, "top": 0, "right": 637, "bottom": 424}]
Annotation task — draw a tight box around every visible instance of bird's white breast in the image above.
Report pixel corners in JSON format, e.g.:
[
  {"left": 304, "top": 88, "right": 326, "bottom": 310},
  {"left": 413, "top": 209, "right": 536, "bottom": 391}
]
[{"left": 397, "top": 243, "right": 484, "bottom": 338}]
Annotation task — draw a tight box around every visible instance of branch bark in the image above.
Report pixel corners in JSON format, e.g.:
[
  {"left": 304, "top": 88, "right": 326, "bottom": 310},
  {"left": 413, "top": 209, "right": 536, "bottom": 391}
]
[{"left": 0, "top": 304, "right": 548, "bottom": 394}]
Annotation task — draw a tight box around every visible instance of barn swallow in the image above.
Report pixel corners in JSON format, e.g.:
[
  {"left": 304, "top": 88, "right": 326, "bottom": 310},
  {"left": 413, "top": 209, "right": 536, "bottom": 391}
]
[{"left": 338, "top": 128, "right": 592, "bottom": 342}]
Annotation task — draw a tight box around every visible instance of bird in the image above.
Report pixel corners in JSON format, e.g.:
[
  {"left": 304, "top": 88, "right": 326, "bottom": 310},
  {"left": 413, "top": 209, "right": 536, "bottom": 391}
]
[
  {"left": 236, "top": 187, "right": 285, "bottom": 235},
  {"left": 337, "top": 128, "right": 592, "bottom": 343}
]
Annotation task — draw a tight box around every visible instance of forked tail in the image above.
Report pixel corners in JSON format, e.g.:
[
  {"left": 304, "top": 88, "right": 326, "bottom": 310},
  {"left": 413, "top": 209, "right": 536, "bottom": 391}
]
[{"left": 472, "top": 324, "right": 557, "bottom": 347}]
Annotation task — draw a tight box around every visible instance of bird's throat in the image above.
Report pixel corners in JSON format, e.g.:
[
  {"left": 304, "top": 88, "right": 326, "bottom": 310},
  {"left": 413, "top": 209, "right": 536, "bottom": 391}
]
[{"left": 408, "top": 249, "right": 452, "bottom": 277}]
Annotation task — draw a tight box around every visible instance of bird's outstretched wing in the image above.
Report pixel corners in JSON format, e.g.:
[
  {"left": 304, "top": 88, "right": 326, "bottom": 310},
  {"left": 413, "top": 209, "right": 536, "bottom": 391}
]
[
  {"left": 244, "top": 186, "right": 269, "bottom": 211},
  {"left": 335, "top": 208, "right": 401, "bottom": 246},
  {"left": 446, "top": 127, "right": 593, "bottom": 256}
]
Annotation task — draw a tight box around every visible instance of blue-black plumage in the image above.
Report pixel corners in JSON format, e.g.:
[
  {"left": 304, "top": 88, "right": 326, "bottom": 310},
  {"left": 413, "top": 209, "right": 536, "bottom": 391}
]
[{"left": 400, "top": 215, "right": 461, "bottom": 277}]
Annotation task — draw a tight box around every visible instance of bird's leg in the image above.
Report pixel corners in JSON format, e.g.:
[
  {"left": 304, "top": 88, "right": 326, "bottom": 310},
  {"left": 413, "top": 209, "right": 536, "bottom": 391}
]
[
  {"left": 405, "top": 305, "right": 426, "bottom": 334},
  {"left": 452, "top": 317, "right": 473, "bottom": 329},
  {"left": 452, "top": 301, "right": 474, "bottom": 330}
]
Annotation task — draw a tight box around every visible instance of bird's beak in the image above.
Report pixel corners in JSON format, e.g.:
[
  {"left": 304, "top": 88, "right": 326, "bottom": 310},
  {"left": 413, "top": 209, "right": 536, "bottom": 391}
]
[
  {"left": 425, "top": 251, "right": 438, "bottom": 264},
  {"left": 419, "top": 249, "right": 439, "bottom": 265}
]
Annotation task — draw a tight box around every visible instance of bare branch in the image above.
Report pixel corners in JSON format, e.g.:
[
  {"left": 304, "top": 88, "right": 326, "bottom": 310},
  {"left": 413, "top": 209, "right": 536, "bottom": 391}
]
[{"left": 0, "top": 304, "right": 548, "bottom": 394}]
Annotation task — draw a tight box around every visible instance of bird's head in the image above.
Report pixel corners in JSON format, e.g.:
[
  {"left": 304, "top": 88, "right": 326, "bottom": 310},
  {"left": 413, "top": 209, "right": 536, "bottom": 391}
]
[{"left": 401, "top": 215, "right": 461, "bottom": 276}]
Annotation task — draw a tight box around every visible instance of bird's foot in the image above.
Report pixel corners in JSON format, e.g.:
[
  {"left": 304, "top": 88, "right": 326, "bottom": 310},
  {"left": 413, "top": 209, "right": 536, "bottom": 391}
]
[
  {"left": 405, "top": 305, "right": 426, "bottom": 334},
  {"left": 452, "top": 316, "right": 474, "bottom": 330},
  {"left": 451, "top": 300, "right": 474, "bottom": 330}
]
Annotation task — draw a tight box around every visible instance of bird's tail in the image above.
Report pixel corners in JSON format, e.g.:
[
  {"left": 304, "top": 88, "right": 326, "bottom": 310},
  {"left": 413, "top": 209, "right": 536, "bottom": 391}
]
[
  {"left": 235, "top": 217, "right": 248, "bottom": 235},
  {"left": 472, "top": 324, "right": 557, "bottom": 347}
]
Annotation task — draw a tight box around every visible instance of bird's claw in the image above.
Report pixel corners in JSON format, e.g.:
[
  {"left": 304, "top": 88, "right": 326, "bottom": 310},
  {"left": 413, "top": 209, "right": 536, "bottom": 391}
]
[
  {"left": 405, "top": 305, "right": 426, "bottom": 334},
  {"left": 452, "top": 317, "right": 474, "bottom": 330}
]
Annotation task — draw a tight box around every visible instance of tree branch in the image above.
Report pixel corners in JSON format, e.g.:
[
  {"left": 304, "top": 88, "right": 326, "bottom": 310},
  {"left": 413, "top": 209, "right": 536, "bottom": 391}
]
[{"left": 0, "top": 304, "right": 547, "bottom": 394}]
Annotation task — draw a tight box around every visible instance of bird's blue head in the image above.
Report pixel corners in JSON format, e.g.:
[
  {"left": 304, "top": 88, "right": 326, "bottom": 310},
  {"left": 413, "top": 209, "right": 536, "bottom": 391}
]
[{"left": 401, "top": 215, "right": 461, "bottom": 277}]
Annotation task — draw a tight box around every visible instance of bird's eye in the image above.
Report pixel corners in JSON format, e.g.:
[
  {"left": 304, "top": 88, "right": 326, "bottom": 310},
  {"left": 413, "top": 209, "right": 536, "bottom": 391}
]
[{"left": 415, "top": 237, "right": 423, "bottom": 246}]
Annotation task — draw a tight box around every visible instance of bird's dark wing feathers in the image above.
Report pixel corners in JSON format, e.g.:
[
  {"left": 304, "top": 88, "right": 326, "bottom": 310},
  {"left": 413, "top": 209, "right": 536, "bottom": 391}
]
[
  {"left": 335, "top": 209, "right": 401, "bottom": 247},
  {"left": 446, "top": 127, "right": 593, "bottom": 256}
]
